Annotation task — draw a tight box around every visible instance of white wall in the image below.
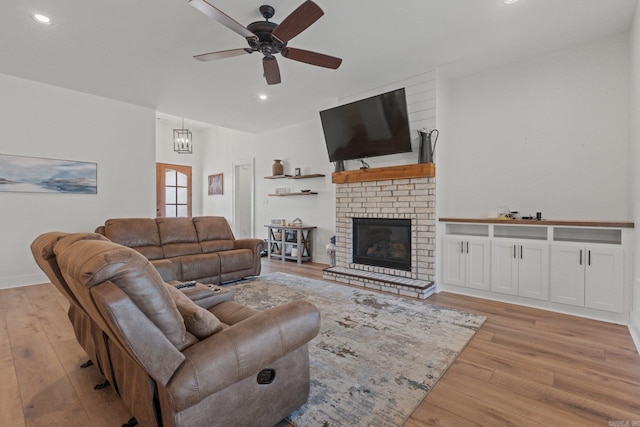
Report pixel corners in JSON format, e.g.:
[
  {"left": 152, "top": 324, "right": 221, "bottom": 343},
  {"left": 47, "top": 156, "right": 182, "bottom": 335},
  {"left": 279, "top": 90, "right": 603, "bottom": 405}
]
[
  {"left": 629, "top": 3, "right": 640, "bottom": 349},
  {"left": 200, "top": 125, "right": 256, "bottom": 222},
  {"left": 0, "top": 73, "right": 156, "bottom": 288},
  {"left": 256, "top": 119, "right": 336, "bottom": 263},
  {"left": 439, "top": 34, "right": 630, "bottom": 220}
]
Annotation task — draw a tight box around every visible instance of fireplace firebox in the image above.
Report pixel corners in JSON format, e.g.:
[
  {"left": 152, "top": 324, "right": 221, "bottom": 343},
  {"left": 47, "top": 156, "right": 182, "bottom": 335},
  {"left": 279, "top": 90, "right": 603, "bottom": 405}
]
[{"left": 352, "top": 218, "right": 411, "bottom": 271}]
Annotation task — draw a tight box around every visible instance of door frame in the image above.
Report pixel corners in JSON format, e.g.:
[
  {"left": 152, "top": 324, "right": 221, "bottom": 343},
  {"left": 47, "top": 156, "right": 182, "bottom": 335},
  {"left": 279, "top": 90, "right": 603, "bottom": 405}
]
[
  {"left": 232, "top": 158, "right": 255, "bottom": 237},
  {"left": 156, "top": 163, "right": 192, "bottom": 217}
]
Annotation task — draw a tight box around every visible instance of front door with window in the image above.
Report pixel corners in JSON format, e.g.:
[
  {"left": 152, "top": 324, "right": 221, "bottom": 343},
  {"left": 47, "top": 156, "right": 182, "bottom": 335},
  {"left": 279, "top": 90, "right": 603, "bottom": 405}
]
[{"left": 156, "top": 163, "right": 192, "bottom": 217}]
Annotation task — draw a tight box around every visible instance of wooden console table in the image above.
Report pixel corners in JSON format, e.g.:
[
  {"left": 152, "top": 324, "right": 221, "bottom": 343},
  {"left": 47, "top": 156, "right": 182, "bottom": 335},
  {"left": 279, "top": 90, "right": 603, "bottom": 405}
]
[{"left": 265, "top": 225, "right": 316, "bottom": 264}]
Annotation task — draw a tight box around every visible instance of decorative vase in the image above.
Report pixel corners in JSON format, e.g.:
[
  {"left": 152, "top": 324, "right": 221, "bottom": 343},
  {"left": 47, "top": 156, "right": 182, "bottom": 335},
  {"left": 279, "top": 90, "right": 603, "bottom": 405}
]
[{"left": 272, "top": 159, "right": 283, "bottom": 176}]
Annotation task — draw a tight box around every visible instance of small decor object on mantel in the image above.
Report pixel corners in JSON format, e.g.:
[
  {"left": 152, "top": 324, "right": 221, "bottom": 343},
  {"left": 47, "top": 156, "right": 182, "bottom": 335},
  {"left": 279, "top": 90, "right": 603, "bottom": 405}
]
[
  {"left": 294, "top": 167, "right": 301, "bottom": 176},
  {"left": 417, "top": 128, "right": 439, "bottom": 164},
  {"left": 272, "top": 159, "right": 284, "bottom": 176}
]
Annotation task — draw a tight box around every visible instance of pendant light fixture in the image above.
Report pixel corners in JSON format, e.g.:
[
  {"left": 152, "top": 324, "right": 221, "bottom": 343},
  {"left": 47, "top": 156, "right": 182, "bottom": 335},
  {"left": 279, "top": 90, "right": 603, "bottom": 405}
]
[{"left": 173, "top": 117, "right": 193, "bottom": 154}]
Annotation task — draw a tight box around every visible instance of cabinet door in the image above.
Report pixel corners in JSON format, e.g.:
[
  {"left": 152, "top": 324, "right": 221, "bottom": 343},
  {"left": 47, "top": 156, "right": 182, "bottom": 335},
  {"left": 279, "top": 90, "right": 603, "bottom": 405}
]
[
  {"left": 585, "top": 246, "right": 623, "bottom": 313},
  {"left": 466, "top": 238, "right": 491, "bottom": 290},
  {"left": 550, "top": 244, "right": 585, "bottom": 306},
  {"left": 518, "top": 242, "right": 549, "bottom": 301},
  {"left": 442, "top": 237, "right": 466, "bottom": 287},
  {"left": 491, "top": 241, "right": 518, "bottom": 295}
]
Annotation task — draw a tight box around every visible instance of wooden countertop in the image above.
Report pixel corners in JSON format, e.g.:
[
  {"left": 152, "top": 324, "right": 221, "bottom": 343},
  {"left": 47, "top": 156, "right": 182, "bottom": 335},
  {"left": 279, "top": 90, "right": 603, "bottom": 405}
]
[{"left": 439, "top": 218, "right": 634, "bottom": 228}]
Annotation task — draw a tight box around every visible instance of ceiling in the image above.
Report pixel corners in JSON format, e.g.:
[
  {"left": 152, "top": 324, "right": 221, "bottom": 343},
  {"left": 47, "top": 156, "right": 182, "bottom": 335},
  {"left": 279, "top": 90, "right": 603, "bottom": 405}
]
[{"left": 1, "top": 0, "right": 638, "bottom": 133}]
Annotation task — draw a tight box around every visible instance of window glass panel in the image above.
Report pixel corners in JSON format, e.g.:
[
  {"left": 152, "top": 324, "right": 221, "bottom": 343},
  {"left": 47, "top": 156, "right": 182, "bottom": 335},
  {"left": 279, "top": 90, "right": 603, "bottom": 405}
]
[
  {"left": 165, "top": 205, "right": 177, "bottom": 217},
  {"left": 177, "top": 187, "right": 188, "bottom": 204},
  {"left": 165, "top": 187, "right": 176, "bottom": 204},
  {"left": 177, "top": 171, "right": 188, "bottom": 187},
  {"left": 166, "top": 169, "right": 177, "bottom": 186},
  {"left": 177, "top": 205, "right": 188, "bottom": 217}
]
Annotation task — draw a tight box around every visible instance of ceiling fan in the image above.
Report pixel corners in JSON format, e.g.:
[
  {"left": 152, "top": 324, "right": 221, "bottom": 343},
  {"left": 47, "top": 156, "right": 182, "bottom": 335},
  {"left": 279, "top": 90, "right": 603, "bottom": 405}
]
[{"left": 188, "top": 0, "right": 342, "bottom": 85}]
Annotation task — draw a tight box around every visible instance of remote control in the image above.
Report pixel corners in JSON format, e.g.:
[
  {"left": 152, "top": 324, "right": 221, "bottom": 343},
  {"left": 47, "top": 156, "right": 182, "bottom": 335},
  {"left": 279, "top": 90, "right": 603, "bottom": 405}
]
[{"left": 175, "top": 281, "right": 197, "bottom": 289}]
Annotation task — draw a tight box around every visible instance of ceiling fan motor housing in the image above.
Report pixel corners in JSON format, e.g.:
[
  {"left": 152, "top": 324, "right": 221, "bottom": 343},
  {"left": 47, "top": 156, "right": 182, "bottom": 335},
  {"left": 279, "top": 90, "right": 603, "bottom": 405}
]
[{"left": 246, "top": 20, "right": 286, "bottom": 56}]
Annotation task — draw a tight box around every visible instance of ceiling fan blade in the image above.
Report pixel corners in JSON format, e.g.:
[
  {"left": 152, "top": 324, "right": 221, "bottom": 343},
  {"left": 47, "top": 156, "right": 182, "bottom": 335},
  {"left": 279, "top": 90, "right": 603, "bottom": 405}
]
[
  {"left": 281, "top": 47, "right": 342, "bottom": 69},
  {"left": 188, "top": 0, "right": 257, "bottom": 41},
  {"left": 263, "top": 57, "right": 281, "bottom": 85},
  {"left": 271, "top": 0, "right": 324, "bottom": 43},
  {"left": 194, "top": 48, "right": 252, "bottom": 61}
]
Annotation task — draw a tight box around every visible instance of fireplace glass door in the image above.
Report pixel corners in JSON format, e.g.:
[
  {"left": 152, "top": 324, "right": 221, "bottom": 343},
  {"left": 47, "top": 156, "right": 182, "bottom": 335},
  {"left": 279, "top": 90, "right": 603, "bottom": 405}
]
[{"left": 352, "top": 218, "right": 411, "bottom": 271}]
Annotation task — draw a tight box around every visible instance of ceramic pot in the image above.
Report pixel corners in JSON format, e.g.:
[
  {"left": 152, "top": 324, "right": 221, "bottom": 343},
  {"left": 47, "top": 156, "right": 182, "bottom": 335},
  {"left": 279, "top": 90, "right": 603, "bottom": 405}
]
[{"left": 272, "top": 159, "right": 283, "bottom": 176}]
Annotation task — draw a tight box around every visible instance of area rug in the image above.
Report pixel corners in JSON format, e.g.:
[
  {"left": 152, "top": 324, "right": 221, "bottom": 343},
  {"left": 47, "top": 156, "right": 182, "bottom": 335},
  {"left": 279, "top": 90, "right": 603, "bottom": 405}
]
[{"left": 226, "top": 272, "right": 486, "bottom": 427}]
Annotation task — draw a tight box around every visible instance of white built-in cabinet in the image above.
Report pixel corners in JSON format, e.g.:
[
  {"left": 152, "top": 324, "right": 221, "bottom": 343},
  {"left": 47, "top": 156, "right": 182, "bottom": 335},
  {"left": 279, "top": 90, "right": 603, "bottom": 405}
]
[
  {"left": 443, "top": 236, "right": 491, "bottom": 290},
  {"left": 491, "top": 240, "right": 549, "bottom": 300},
  {"left": 550, "top": 243, "right": 623, "bottom": 313},
  {"left": 441, "top": 219, "right": 632, "bottom": 323}
]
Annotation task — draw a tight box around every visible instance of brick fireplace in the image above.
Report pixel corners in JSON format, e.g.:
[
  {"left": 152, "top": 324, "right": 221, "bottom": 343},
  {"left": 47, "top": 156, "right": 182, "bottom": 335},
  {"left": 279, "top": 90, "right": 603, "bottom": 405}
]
[{"left": 323, "top": 164, "right": 436, "bottom": 299}]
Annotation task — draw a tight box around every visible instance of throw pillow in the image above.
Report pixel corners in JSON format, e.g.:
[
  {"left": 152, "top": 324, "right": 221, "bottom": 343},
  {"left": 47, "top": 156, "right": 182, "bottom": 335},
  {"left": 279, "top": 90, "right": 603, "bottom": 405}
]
[{"left": 165, "top": 283, "right": 223, "bottom": 339}]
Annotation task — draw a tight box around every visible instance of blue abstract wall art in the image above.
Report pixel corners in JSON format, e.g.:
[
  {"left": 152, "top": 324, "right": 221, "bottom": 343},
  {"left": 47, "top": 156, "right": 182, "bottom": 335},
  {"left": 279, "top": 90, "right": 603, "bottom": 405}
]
[{"left": 0, "top": 154, "right": 97, "bottom": 194}]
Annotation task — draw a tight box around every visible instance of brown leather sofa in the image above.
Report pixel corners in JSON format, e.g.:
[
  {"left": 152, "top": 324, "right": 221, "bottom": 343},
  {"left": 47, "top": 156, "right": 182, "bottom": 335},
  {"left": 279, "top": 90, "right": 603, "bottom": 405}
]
[
  {"left": 95, "top": 216, "right": 263, "bottom": 284},
  {"left": 31, "top": 232, "right": 320, "bottom": 427}
]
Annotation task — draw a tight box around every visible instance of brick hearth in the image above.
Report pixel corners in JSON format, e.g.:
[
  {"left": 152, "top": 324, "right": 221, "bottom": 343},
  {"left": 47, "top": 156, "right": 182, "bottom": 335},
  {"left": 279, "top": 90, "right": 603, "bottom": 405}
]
[{"left": 323, "top": 168, "right": 435, "bottom": 299}]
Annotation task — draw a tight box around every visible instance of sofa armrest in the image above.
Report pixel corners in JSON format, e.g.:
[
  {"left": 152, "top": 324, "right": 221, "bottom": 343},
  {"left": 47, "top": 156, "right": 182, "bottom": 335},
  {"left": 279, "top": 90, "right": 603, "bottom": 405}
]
[
  {"left": 234, "top": 238, "right": 264, "bottom": 254},
  {"left": 172, "top": 282, "right": 234, "bottom": 309},
  {"left": 167, "top": 300, "right": 320, "bottom": 410}
]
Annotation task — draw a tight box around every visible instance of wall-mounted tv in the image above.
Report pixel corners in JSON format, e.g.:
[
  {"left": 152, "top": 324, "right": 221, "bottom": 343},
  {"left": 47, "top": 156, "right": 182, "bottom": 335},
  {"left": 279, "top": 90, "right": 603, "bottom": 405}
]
[{"left": 319, "top": 88, "right": 412, "bottom": 163}]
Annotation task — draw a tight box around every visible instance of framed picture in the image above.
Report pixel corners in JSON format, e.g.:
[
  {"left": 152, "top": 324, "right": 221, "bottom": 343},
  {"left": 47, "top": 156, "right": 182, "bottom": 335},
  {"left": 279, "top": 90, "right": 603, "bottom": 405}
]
[
  {"left": 294, "top": 167, "right": 301, "bottom": 176},
  {"left": 0, "top": 154, "right": 97, "bottom": 194},
  {"left": 208, "top": 173, "right": 223, "bottom": 195}
]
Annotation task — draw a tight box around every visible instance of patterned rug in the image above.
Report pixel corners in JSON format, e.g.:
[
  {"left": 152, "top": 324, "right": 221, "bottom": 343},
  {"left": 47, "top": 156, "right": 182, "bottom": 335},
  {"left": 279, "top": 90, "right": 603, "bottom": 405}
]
[{"left": 226, "top": 272, "right": 486, "bottom": 427}]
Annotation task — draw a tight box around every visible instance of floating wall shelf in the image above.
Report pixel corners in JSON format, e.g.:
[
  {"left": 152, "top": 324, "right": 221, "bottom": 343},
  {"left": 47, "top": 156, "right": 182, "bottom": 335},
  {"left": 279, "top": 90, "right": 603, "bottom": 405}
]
[{"left": 268, "top": 192, "right": 318, "bottom": 196}]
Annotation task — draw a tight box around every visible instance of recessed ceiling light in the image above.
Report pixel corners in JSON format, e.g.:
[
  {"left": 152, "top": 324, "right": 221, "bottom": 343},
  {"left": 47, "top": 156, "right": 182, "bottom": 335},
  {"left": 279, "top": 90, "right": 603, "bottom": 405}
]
[
  {"left": 503, "top": 0, "right": 519, "bottom": 4},
  {"left": 33, "top": 13, "right": 52, "bottom": 25},
  {"left": 259, "top": 94, "right": 268, "bottom": 100}
]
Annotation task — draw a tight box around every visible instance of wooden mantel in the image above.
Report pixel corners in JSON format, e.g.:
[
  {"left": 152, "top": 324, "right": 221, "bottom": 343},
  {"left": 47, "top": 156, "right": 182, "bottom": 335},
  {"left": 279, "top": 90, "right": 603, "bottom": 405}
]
[{"left": 331, "top": 163, "right": 435, "bottom": 184}]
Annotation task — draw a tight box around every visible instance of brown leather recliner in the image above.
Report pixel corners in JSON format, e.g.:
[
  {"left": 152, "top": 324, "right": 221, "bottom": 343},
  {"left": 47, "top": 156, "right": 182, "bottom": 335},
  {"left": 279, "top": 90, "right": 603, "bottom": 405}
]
[
  {"left": 30, "top": 232, "right": 115, "bottom": 381},
  {"left": 32, "top": 232, "right": 320, "bottom": 427}
]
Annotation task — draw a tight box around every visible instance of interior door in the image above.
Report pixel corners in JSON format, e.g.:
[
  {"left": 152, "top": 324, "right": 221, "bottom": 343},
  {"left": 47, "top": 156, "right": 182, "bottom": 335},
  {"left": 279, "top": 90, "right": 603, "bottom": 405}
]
[
  {"left": 232, "top": 158, "right": 254, "bottom": 238},
  {"left": 156, "top": 163, "right": 192, "bottom": 217}
]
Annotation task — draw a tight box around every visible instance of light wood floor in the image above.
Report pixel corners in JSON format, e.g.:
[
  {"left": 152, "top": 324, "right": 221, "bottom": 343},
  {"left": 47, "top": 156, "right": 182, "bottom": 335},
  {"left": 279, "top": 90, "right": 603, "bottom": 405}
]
[{"left": 2, "top": 258, "right": 639, "bottom": 426}]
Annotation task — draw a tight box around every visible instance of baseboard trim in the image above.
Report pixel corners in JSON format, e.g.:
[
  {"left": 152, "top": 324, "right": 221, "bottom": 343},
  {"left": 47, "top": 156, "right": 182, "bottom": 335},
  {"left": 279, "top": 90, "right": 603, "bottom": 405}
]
[
  {"left": 630, "top": 310, "right": 640, "bottom": 354},
  {"left": 0, "top": 272, "right": 47, "bottom": 289}
]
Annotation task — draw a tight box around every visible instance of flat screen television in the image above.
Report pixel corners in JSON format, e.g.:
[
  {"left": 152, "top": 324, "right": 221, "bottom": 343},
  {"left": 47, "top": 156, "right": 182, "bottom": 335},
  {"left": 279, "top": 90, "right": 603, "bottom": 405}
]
[{"left": 319, "top": 88, "right": 412, "bottom": 162}]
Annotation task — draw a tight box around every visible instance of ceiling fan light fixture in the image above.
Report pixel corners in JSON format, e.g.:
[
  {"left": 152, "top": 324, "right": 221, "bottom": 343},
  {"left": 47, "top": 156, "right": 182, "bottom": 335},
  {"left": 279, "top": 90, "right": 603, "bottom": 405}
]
[
  {"left": 33, "top": 13, "right": 52, "bottom": 25},
  {"left": 503, "top": 0, "right": 519, "bottom": 4}
]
